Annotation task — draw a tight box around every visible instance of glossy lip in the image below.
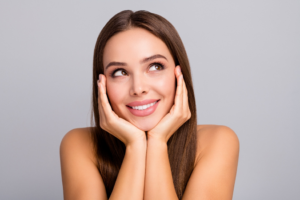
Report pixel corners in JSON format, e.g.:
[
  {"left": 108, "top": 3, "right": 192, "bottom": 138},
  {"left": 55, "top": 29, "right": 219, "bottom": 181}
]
[
  {"left": 127, "top": 100, "right": 160, "bottom": 117},
  {"left": 126, "top": 99, "right": 160, "bottom": 107}
]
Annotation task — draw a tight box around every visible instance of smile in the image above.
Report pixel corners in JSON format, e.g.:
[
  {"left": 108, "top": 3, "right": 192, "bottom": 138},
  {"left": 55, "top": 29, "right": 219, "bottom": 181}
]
[
  {"left": 127, "top": 100, "right": 160, "bottom": 117},
  {"left": 130, "top": 100, "right": 159, "bottom": 110}
]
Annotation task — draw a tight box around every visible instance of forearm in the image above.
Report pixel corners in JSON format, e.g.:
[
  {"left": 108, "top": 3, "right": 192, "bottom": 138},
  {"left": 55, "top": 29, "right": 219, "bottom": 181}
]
[
  {"left": 144, "top": 137, "right": 179, "bottom": 200},
  {"left": 109, "top": 140, "right": 147, "bottom": 200}
]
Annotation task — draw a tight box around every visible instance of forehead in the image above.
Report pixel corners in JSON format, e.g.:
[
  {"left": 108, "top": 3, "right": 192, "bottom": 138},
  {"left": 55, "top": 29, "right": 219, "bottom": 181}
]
[{"left": 103, "top": 28, "right": 173, "bottom": 69}]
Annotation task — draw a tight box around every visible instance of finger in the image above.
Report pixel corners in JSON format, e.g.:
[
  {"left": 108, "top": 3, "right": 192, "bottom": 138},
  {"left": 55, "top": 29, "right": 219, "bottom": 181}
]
[
  {"left": 174, "top": 66, "right": 183, "bottom": 113},
  {"left": 99, "top": 75, "right": 114, "bottom": 119},
  {"left": 97, "top": 76, "right": 106, "bottom": 121},
  {"left": 182, "top": 74, "right": 189, "bottom": 116}
]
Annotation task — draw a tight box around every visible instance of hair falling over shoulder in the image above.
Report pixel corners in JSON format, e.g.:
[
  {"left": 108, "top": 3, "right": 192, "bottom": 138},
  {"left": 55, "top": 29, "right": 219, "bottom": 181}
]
[{"left": 90, "top": 10, "right": 198, "bottom": 199}]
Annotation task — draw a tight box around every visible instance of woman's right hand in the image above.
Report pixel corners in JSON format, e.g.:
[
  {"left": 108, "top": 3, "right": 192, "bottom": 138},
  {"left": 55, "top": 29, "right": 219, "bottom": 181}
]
[{"left": 97, "top": 74, "right": 146, "bottom": 147}]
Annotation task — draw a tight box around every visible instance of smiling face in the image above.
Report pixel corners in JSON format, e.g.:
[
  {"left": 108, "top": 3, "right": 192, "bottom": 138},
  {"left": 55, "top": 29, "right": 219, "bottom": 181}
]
[{"left": 103, "top": 27, "right": 176, "bottom": 131}]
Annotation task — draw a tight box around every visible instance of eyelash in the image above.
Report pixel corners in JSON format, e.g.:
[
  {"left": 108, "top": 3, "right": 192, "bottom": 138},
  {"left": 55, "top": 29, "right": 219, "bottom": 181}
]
[{"left": 110, "top": 62, "right": 165, "bottom": 78}]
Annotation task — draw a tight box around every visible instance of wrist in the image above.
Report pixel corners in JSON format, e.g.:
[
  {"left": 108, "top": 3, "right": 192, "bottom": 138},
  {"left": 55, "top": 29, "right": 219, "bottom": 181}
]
[
  {"left": 147, "top": 133, "right": 167, "bottom": 145},
  {"left": 147, "top": 136, "right": 168, "bottom": 153},
  {"left": 126, "top": 134, "right": 147, "bottom": 149},
  {"left": 147, "top": 131, "right": 167, "bottom": 144}
]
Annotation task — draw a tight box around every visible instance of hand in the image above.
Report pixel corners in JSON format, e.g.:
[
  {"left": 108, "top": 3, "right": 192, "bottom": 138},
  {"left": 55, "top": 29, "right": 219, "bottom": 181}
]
[
  {"left": 98, "top": 74, "right": 146, "bottom": 147},
  {"left": 147, "top": 66, "right": 191, "bottom": 143}
]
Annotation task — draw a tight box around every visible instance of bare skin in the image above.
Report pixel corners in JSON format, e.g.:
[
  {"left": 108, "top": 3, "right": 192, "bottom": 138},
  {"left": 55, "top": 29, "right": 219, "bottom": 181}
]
[
  {"left": 60, "top": 125, "right": 239, "bottom": 200},
  {"left": 60, "top": 74, "right": 239, "bottom": 200},
  {"left": 60, "top": 28, "right": 239, "bottom": 200}
]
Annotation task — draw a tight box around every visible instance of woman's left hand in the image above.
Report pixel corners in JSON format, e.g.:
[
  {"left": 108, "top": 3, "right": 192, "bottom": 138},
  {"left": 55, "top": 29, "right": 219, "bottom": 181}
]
[{"left": 147, "top": 65, "right": 191, "bottom": 143}]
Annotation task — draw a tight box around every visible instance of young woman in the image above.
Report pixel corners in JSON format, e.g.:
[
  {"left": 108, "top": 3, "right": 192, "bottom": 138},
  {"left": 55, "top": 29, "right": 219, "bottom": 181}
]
[{"left": 60, "top": 10, "right": 239, "bottom": 200}]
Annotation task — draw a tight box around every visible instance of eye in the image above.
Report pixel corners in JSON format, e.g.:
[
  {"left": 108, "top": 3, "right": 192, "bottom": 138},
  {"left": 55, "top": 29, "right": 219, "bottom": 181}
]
[
  {"left": 149, "top": 63, "right": 165, "bottom": 71},
  {"left": 112, "top": 68, "right": 127, "bottom": 77}
]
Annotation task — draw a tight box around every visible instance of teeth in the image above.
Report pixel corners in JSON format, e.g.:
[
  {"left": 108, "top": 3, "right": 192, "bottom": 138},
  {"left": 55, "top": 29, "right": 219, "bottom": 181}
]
[{"left": 132, "top": 101, "right": 158, "bottom": 110}]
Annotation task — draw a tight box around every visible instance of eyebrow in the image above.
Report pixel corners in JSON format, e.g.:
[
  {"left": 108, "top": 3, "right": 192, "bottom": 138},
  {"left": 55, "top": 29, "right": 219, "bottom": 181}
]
[{"left": 105, "top": 54, "right": 168, "bottom": 70}]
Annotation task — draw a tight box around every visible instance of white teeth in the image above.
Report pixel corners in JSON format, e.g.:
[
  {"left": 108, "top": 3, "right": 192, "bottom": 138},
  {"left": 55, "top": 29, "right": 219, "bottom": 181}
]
[{"left": 132, "top": 101, "right": 158, "bottom": 110}]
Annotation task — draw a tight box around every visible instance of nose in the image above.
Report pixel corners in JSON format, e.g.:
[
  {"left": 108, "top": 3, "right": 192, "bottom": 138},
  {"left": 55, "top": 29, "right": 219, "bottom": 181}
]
[{"left": 129, "top": 74, "right": 149, "bottom": 96}]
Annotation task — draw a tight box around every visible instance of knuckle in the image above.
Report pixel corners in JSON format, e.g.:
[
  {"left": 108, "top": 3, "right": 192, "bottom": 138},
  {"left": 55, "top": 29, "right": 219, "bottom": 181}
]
[
  {"left": 174, "top": 112, "right": 181, "bottom": 120},
  {"left": 187, "top": 110, "right": 191, "bottom": 119},
  {"left": 100, "top": 120, "right": 107, "bottom": 130},
  {"left": 99, "top": 123, "right": 105, "bottom": 130},
  {"left": 182, "top": 111, "right": 191, "bottom": 121},
  {"left": 184, "top": 114, "right": 189, "bottom": 121},
  {"left": 186, "top": 115, "right": 190, "bottom": 121}
]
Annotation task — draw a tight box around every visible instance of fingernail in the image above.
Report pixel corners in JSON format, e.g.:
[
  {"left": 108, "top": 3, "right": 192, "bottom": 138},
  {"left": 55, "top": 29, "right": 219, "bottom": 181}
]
[
  {"left": 99, "top": 74, "right": 101, "bottom": 82},
  {"left": 178, "top": 66, "right": 181, "bottom": 74}
]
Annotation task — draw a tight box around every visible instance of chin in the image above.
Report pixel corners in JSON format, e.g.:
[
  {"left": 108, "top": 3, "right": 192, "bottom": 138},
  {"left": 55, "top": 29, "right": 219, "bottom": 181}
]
[
  {"left": 129, "top": 116, "right": 162, "bottom": 132},
  {"left": 133, "top": 122, "right": 156, "bottom": 132}
]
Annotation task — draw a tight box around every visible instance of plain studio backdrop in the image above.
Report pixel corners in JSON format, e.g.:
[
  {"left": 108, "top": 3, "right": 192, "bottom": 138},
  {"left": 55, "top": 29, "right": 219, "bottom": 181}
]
[{"left": 0, "top": 1, "right": 299, "bottom": 199}]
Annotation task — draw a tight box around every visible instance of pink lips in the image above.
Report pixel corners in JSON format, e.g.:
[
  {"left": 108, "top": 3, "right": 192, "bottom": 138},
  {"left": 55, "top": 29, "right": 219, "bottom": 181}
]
[
  {"left": 126, "top": 99, "right": 159, "bottom": 107},
  {"left": 126, "top": 99, "right": 160, "bottom": 117}
]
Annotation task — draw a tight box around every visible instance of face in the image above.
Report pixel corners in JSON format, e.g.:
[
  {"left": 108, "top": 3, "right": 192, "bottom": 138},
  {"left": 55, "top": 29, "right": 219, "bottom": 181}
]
[{"left": 103, "top": 27, "right": 176, "bottom": 131}]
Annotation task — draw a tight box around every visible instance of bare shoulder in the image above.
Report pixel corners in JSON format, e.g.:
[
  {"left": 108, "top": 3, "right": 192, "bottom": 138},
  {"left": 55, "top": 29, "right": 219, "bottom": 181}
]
[
  {"left": 182, "top": 125, "right": 239, "bottom": 199},
  {"left": 60, "top": 127, "right": 107, "bottom": 200},
  {"left": 60, "top": 127, "right": 96, "bottom": 164},
  {"left": 196, "top": 124, "right": 239, "bottom": 164}
]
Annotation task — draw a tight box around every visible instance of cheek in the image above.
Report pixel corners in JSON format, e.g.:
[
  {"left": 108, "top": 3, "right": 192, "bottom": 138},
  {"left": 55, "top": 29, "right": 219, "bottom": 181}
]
[
  {"left": 154, "top": 73, "right": 176, "bottom": 101},
  {"left": 106, "top": 82, "right": 124, "bottom": 107}
]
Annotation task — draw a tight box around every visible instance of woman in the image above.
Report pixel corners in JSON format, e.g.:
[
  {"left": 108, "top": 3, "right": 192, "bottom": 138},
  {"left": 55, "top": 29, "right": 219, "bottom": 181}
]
[{"left": 60, "top": 10, "right": 239, "bottom": 200}]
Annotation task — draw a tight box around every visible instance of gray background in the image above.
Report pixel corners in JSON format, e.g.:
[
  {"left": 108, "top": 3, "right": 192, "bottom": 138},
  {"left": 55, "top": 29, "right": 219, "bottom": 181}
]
[{"left": 1, "top": 0, "right": 299, "bottom": 199}]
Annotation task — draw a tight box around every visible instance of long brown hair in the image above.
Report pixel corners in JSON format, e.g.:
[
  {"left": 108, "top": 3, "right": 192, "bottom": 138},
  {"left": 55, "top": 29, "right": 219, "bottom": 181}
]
[{"left": 91, "top": 10, "right": 197, "bottom": 199}]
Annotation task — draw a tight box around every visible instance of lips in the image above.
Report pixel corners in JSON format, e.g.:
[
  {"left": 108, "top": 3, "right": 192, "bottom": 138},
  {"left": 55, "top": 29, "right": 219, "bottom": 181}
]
[
  {"left": 127, "top": 99, "right": 160, "bottom": 117},
  {"left": 126, "top": 99, "right": 160, "bottom": 108}
]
